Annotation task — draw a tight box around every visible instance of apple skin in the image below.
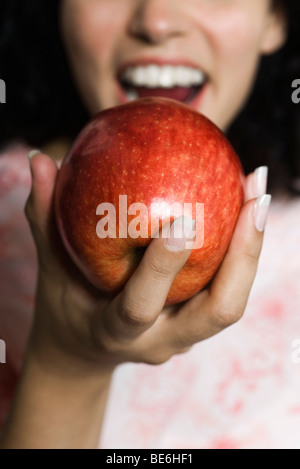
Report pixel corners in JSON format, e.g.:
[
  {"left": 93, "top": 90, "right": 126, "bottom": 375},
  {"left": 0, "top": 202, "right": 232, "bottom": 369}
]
[{"left": 55, "top": 98, "right": 245, "bottom": 305}]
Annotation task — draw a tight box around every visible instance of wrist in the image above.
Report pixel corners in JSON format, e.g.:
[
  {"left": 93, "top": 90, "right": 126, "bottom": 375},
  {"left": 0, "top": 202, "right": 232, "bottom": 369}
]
[
  {"left": 26, "top": 329, "right": 116, "bottom": 385},
  {"left": 1, "top": 344, "right": 114, "bottom": 449}
]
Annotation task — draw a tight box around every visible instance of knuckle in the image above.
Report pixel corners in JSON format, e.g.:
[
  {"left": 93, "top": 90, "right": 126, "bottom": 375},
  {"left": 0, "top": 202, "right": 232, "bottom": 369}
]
[
  {"left": 95, "top": 334, "right": 122, "bottom": 354},
  {"left": 98, "top": 335, "right": 123, "bottom": 354},
  {"left": 144, "top": 351, "right": 172, "bottom": 366},
  {"left": 243, "top": 249, "right": 260, "bottom": 270},
  {"left": 148, "top": 258, "right": 173, "bottom": 280},
  {"left": 119, "top": 294, "right": 153, "bottom": 329},
  {"left": 176, "top": 346, "right": 192, "bottom": 356},
  {"left": 90, "top": 319, "right": 124, "bottom": 355},
  {"left": 171, "top": 334, "right": 192, "bottom": 351},
  {"left": 212, "top": 301, "right": 244, "bottom": 329}
]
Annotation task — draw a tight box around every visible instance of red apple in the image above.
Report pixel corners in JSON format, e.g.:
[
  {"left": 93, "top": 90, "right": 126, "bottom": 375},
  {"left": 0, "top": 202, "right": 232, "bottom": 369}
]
[{"left": 55, "top": 98, "right": 244, "bottom": 305}]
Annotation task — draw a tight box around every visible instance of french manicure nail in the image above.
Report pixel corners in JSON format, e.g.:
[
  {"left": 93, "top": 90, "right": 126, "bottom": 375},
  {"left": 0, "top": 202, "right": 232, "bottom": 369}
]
[
  {"left": 165, "top": 216, "right": 196, "bottom": 252},
  {"left": 254, "top": 194, "right": 272, "bottom": 232},
  {"left": 28, "top": 149, "right": 41, "bottom": 160},
  {"left": 253, "top": 166, "right": 268, "bottom": 198}
]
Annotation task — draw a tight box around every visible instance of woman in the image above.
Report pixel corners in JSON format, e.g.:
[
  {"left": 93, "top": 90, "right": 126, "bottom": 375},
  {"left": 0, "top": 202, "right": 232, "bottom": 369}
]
[{"left": 0, "top": 0, "right": 299, "bottom": 449}]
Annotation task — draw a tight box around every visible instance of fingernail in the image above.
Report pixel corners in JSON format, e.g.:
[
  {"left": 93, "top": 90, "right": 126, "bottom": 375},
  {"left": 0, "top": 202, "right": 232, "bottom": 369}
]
[
  {"left": 28, "top": 149, "right": 41, "bottom": 160},
  {"left": 254, "top": 194, "right": 272, "bottom": 232},
  {"left": 165, "top": 216, "right": 196, "bottom": 252},
  {"left": 253, "top": 166, "right": 268, "bottom": 198}
]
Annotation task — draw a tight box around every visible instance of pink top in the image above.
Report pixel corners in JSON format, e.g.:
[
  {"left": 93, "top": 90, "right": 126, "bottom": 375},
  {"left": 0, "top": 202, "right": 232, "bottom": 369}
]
[{"left": 1, "top": 145, "right": 300, "bottom": 449}]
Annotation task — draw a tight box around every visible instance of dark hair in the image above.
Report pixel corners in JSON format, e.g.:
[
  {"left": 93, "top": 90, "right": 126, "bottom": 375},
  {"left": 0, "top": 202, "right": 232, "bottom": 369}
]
[
  {"left": 0, "top": 0, "right": 299, "bottom": 192},
  {"left": 227, "top": 0, "right": 300, "bottom": 193},
  {"left": 0, "top": 0, "right": 89, "bottom": 147}
]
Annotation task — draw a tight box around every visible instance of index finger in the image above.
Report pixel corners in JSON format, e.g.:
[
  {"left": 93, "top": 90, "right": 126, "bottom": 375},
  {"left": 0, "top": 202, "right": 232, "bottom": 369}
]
[{"left": 94, "top": 217, "right": 196, "bottom": 347}]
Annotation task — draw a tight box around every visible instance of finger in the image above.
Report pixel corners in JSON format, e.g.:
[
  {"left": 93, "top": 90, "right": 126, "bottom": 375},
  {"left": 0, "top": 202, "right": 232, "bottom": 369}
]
[
  {"left": 207, "top": 194, "right": 271, "bottom": 326},
  {"left": 97, "top": 217, "right": 196, "bottom": 345},
  {"left": 25, "top": 151, "right": 58, "bottom": 243},
  {"left": 158, "top": 195, "right": 272, "bottom": 350},
  {"left": 244, "top": 172, "right": 254, "bottom": 202},
  {"left": 245, "top": 166, "right": 268, "bottom": 202}
]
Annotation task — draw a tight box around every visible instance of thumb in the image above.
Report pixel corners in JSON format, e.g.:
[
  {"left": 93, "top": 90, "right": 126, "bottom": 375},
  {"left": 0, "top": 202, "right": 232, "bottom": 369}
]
[{"left": 25, "top": 150, "right": 59, "bottom": 247}]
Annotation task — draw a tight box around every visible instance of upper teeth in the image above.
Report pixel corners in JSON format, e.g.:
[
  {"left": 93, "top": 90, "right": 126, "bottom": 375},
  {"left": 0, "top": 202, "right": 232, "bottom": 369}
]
[{"left": 121, "top": 65, "right": 206, "bottom": 89}]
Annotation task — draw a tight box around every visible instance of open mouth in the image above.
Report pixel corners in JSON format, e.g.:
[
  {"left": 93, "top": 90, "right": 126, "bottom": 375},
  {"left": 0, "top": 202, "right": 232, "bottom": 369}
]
[{"left": 119, "top": 64, "right": 207, "bottom": 106}]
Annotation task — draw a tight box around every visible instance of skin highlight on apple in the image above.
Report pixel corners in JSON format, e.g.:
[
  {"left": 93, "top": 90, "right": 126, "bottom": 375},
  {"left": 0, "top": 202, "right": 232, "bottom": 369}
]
[{"left": 96, "top": 198, "right": 203, "bottom": 250}]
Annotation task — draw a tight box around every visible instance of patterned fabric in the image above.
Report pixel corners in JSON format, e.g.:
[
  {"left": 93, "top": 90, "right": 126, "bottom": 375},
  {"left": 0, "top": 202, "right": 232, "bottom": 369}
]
[{"left": 1, "top": 145, "right": 300, "bottom": 449}]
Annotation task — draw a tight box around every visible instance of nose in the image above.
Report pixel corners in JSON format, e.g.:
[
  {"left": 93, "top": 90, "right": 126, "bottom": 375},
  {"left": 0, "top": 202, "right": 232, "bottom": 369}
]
[{"left": 129, "top": 0, "right": 187, "bottom": 44}]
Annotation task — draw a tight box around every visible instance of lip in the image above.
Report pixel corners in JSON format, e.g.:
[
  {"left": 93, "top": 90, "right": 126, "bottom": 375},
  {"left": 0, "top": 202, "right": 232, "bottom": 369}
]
[{"left": 116, "top": 56, "right": 209, "bottom": 111}]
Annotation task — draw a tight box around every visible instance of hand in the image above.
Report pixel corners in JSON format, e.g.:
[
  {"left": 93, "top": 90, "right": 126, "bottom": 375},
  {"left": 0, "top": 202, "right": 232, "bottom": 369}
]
[
  {"left": 0, "top": 154, "right": 269, "bottom": 449},
  {"left": 25, "top": 153, "right": 270, "bottom": 372}
]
